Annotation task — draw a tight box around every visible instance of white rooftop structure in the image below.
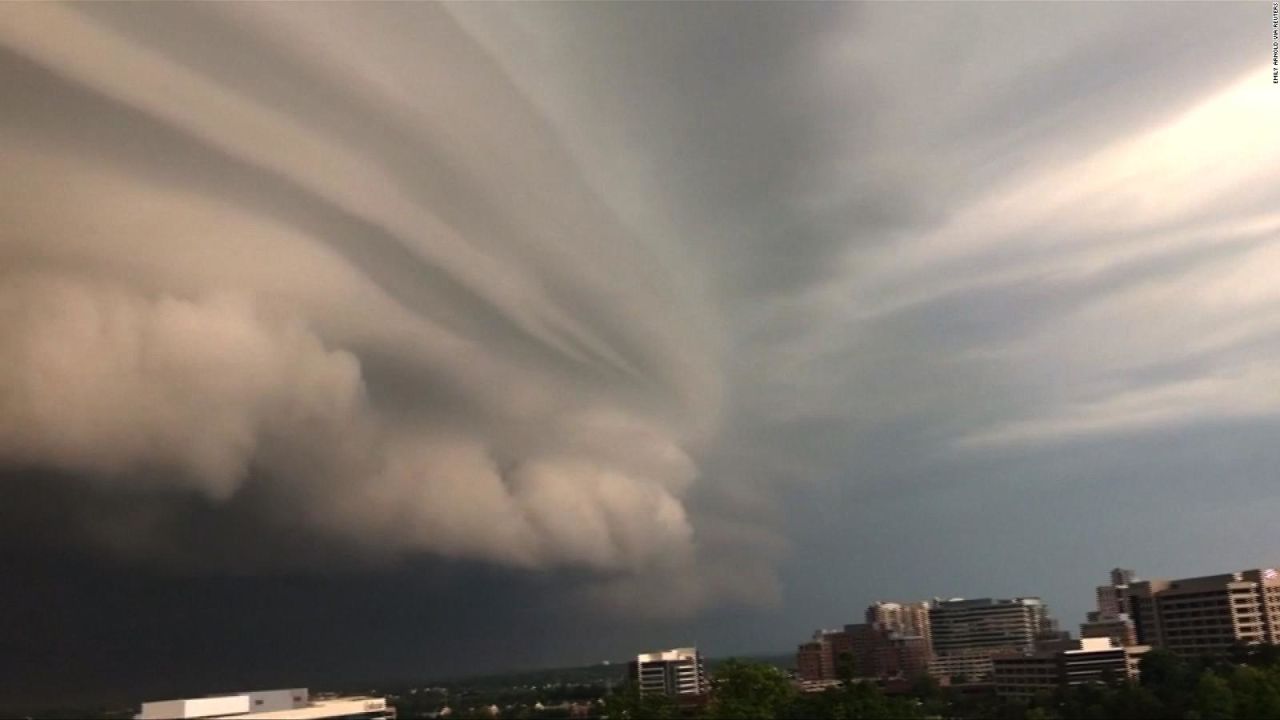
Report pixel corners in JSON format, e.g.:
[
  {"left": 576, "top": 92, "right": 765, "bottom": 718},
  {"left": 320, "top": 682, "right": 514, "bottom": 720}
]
[
  {"left": 1064, "top": 637, "right": 1120, "bottom": 654},
  {"left": 135, "top": 688, "right": 393, "bottom": 720},
  {"left": 635, "top": 647, "right": 699, "bottom": 663}
]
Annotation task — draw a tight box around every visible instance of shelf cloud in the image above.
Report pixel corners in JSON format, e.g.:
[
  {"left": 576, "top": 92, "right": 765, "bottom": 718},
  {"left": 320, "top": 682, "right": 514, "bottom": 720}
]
[
  {"left": 1, "top": 0, "right": 1275, "bottom": 636},
  {"left": 0, "top": 3, "right": 720, "bottom": 607}
]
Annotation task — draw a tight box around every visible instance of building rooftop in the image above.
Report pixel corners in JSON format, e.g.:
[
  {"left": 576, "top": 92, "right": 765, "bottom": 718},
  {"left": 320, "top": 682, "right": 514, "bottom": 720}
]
[
  {"left": 636, "top": 647, "right": 699, "bottom": 663},
  {"left": 933, "top": 597, "right": 1045, "bottom": 608},
  {"left": 1063, "top": 637, "right": 1121, "bottom": 654},
  {"left": 136, "top": 689, "right": 391, "bottom": 720},
  {"left": 232, "top": 697, "right": 390, "bottom": 719}
]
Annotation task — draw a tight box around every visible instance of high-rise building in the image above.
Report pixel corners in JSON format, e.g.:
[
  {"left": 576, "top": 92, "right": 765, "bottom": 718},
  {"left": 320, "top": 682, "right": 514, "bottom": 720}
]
[
  {"left": 630, "top": 647, "right": 709, "bottom": 697},
  {"left": 1095, "top": 568, "right": 1136, "bottom": 617},
  {"left": 861, "top": 628, "right": 932, "bottom": 680},
  {"left": 1111, "top": 568, "right": 1137, "bottom": 586},
  {"left": 136, "top": 689, "right": 394, "bottom": 720},
  {"left": 1081, "top": 614, "right": 1138, "bottom": 647},
  {"left": 798, "top": 615, "right": 930, "bottom": 683},
  {"left": 929, "top": 597, "right": 1057, "bottom": 681},
  {"left": 795, "top": 629, "right": 853, "bottom": 682},
  {"left": 1128, "top": 568, "right": 1280, "bottom": 656},
  {"left": 992, "top": 638, "right": 1149, "bottom": 702},
  {"left": 833, "top": 601, "right": 935, "bottom": 681},
  {"left": 825, "top": 629, "right": 855, "bottom": 678},
  {"left": 1082, "top": 568, "right": 1138, "bottom": 647},
  {"left": 797, "top": 640, "right": 827, "bottom": 683},
  {"left": 866, "top": 601, "right": 933, "bottom": 651}
]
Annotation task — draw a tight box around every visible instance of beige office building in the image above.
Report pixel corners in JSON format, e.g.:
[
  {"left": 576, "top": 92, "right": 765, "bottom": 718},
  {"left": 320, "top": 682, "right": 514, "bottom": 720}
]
[
  {"left": 1128, "top": 568, "right": 1280, "bottom": 655},
  {"left": 992, "top": 638, "right": 1149, "bottom": 702}
]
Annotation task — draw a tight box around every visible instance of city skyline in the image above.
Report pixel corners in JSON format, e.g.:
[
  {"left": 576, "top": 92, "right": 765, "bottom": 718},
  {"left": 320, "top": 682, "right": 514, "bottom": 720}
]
[
  {"left": 2, "top": 1, "right": 1277, "bottom": 711},
  {"left": 115, "top": 561, "right": 1280, "bottom": 716}
]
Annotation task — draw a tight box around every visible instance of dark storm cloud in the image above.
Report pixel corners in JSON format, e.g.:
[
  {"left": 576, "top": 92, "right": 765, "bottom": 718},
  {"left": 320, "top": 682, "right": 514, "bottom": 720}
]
[
  {"left": 1, "top": 0, "right": 1278, "bottom": 703},
  {"left": 0, "top": 2, "right": 723, "bottom": 599}
]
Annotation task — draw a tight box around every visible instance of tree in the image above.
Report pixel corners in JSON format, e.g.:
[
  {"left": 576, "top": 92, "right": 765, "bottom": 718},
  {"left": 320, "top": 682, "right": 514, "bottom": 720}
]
[
  {"left": 1140, "top": 648, "right": 1203, "bottom": 713},
  {"left": 1056, "top": 682, "right": 1110, "bottom": 720},
  {"left": 601, "top": 686, "right": 676, "bottom": 720},
  {"left": 1225, "top": 665, "right": 1280, "bottom": 720},
  {"left": 1230, "top": 642, "right": 1280, "bottom": 669},
  {"left": 1192, "top": 670, "right": 1235, "bottom": 720},
  {"left": 708, "top": 659, "right": 798, "bottom": 720},
  {"left": 1139, "top": 649, "right": 1188, "bottom": 690},
  {"left": 909, "top": 674, "right": 947, "bottom": 717},
  {"left": 791, "top": 679, "right": 928, "bottom": 720},
  {"left": 1104, "top": 682, "right": 1165, "bottom": 720}
]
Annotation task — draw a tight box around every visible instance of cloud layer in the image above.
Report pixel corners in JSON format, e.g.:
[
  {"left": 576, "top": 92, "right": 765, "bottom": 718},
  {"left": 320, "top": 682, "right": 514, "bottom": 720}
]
[{"left": 1, "top": 1, "right": 1276, "bottom": 629}]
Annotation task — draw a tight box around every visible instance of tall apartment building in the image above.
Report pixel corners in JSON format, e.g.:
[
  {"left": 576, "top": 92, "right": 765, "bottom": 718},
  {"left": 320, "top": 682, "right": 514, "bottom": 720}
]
[
  {"left": 1096, "top": 568, "right": 1136, "bottom": 617},
  {"left": 929, "top": 597, "right": 1057, "bottom": 681},
  {"left": 851, "top": 601, "right": 935, "bottom": 680},
  {"left": 1081, "top": 614, "right": 1138, "bottom": 647},
  {"left": 136, "top": 689, "right": 395, "bottom": 720},
  {"left": 866, "top": 601, "right": 933, "bottom": 650},
  {"left": 800, "top": 625, "right": 930, "bottom": 683},
  {"left": 631, "top": 647, "right": 709, "bottom": 697},
  {"left": 992, "top": 638, "right": 1149, "bottom": 702},
  {"left": 795, "top": 628, "right": 853, "bottom": 682},
  {"left": 1082, "top": 568, "right": 1138, "bottom": 647},
  {"left": 1128, "top": 568, "right": 1280, "bottom": 656},
  {"left": 825, "top": 628, "right": 855, "bottom": 678},
  {"left": 797, "top": 639, "right": 827, "bottom": 682},
  {"left": 852, "top": 625, "right": 932, "bottom": 680}
]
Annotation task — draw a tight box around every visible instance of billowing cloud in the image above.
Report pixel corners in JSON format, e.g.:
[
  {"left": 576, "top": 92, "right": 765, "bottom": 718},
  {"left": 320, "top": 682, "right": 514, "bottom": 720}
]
[
  {"left": 0, "top": 0, "right": 1275, "bottom": 642},
  {"left": 0, "top": 2, "right": 714, "bottom": 600}
]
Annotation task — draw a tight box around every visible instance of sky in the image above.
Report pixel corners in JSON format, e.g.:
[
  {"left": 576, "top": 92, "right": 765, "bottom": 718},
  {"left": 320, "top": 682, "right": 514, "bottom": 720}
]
[{"left": 1, "top": 0, "right": 1278, "bottom": 709}]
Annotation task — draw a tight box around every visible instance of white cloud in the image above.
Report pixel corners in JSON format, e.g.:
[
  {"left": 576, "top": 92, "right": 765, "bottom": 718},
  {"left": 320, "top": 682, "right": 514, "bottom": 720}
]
[{"left": 959, "top": 365, "right": 1280, "bottom": 450}]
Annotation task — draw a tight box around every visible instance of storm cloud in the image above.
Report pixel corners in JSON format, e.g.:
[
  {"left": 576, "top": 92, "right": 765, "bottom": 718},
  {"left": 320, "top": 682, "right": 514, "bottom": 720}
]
[
  {"left": 2, "top": 1, "right": 1279, "bottom": 699},
  {"left": 0, "top": 2, "right": 718, "bottom": 603}
]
